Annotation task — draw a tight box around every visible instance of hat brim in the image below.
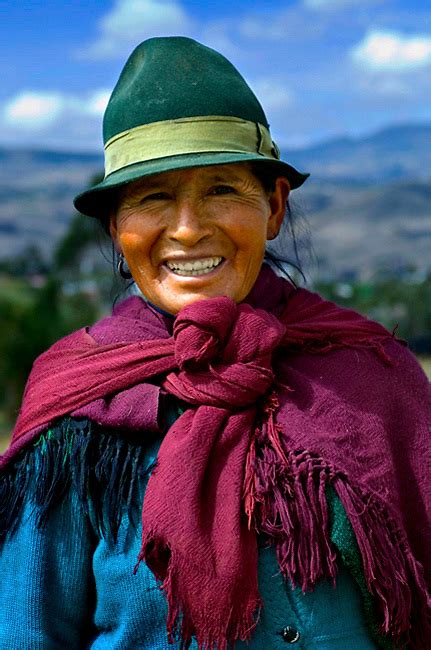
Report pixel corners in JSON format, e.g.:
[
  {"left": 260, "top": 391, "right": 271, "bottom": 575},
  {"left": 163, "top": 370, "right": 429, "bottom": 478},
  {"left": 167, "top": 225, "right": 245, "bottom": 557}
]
[{"left": 73, "top": 151, "right": 309, "bottom": 219}]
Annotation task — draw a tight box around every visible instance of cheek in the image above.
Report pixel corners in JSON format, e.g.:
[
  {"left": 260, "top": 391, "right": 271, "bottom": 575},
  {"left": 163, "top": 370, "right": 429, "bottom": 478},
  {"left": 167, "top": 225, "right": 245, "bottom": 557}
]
[
  {"left": 229, "top": 213, "right": 268, "bottom": 259},
  {"left": 228, "top": 216, "right": 269, "bottom": 296},
  {"left": 118, "top": 230, "right": 156, "bottom": 273},
  {"left": 116, "top": 209, "right": 162, "bottom": 250}
]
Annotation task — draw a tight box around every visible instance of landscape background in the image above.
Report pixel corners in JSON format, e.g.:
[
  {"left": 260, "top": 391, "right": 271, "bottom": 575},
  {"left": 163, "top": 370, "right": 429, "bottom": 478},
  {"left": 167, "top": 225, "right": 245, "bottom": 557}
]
[
  {"left": 1, "top": 0, "right": 430, "bottom": 448},
  {"left": 2, "top": 122, "right": 431, "bottom": 278}
]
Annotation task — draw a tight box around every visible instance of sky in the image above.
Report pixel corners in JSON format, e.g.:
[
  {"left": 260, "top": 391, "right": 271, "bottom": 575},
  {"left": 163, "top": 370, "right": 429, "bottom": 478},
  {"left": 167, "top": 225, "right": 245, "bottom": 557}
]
[{"left": 1, "top": 0, "right": 430, "bottom": 152}]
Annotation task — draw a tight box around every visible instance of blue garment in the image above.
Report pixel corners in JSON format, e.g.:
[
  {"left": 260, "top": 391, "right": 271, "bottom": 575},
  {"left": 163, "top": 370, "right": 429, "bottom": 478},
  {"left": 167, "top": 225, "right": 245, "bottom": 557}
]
[{"left": 0, "top": 432, "right": 378, "bottom": 649}]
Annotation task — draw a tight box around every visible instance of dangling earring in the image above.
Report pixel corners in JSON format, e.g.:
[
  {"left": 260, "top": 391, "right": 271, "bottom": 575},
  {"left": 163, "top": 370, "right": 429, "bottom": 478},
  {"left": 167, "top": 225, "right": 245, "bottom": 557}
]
[{"left": 117, "top": 252, "right": 133, "bottom": 279}]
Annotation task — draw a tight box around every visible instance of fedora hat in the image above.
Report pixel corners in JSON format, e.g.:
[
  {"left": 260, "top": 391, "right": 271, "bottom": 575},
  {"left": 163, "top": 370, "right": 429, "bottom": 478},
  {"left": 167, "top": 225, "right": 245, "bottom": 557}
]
[{"left": 74, "top": 36, "right": 309, "bottom": 218}]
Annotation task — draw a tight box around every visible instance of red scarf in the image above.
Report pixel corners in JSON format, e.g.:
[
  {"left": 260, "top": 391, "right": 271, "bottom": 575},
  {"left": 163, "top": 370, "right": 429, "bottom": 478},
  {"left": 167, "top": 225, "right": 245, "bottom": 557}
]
[{"left": 3, "top": 266, "right": 430, "bottom": 649}]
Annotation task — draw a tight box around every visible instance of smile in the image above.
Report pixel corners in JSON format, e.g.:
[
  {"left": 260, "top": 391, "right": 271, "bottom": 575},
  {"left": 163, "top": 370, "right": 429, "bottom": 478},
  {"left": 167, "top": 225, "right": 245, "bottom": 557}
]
[{"left": 165, "top": 256, "right": 224, "bottom": 276}]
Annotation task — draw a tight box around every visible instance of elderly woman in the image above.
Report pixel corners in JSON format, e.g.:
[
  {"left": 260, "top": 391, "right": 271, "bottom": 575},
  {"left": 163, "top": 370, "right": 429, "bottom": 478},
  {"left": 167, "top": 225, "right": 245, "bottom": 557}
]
[{"left": 0, "top": 37, "right": 430, "bottom": 650}]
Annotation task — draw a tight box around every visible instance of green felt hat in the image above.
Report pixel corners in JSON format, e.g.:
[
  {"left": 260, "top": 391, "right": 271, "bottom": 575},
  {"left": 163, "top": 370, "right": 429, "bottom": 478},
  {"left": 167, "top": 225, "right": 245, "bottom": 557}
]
[{"left": 74, "top": 36, "right": 309, "bottom": 218}]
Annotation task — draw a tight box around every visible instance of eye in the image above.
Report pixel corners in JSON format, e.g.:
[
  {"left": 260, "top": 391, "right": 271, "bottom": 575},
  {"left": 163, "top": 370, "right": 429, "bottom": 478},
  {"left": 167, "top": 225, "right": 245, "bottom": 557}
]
[
  {"left": 210, "top": 185, "right": 235, "bottom": 196},
  {"left": 139, "top": 192, "right": 171, "bottom": 203}
]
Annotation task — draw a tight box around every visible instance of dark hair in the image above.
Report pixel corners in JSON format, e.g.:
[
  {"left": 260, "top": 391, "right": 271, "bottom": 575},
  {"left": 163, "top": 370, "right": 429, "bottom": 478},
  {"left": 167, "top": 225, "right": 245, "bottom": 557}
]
[{"left": 250, "top": 162, "right": 311, "bottom": 284}]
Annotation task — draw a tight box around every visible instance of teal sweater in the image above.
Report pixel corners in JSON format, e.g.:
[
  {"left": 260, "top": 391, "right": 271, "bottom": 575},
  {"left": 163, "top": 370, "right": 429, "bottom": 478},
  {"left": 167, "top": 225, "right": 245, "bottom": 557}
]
[{"left": 0, "top": 417, "right": 383, "bottom": 649}]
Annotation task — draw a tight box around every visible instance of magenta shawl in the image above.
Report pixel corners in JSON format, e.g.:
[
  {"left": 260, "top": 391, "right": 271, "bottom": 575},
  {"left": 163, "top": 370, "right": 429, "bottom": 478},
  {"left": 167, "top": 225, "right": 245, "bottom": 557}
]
[{"left": 2, "top": 266, "right": 430, "bottom": 649}]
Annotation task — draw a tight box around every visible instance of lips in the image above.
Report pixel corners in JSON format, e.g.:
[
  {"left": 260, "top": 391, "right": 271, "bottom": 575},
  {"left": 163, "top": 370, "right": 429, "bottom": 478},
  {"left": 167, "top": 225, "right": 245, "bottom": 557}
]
[{"left": 165, "top": 256, "right": 224, "bottom": 276}]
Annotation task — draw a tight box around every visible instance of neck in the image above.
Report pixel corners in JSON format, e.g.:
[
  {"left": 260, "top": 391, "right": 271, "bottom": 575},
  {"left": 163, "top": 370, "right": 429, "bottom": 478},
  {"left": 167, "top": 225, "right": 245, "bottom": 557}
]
[{"left": 146, "top": 301, "right": 175, "bottom": 319}]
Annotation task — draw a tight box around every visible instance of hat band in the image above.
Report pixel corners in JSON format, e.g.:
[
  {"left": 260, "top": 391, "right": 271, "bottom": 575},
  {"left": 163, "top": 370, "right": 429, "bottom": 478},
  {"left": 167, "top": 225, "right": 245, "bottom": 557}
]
[{"left": 104, "top": 115, "right": 279, "bottom": 177}]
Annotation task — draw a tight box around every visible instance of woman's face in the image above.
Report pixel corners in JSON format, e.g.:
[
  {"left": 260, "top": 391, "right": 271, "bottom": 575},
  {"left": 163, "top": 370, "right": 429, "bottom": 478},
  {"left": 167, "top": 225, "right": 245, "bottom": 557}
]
[{"left": 110, "top": 163, "right": 290, "bottom": 315}]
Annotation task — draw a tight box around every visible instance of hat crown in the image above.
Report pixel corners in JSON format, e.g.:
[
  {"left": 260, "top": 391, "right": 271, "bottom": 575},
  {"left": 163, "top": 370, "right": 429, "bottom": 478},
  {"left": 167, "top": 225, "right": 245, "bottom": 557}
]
[
  {"left": 74, "top": 36, "right": 309, "bottom": 218},
  {"left": 103, "top": 36, "right": 268, "bottom": 143}
]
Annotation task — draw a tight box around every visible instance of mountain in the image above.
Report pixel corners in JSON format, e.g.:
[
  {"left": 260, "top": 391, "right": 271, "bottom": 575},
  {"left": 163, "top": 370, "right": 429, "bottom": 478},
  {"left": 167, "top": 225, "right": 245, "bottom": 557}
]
[
  {"left": 285, "top": 124, "right": 431, "bottom": 184},
  {"left": 0, "top": 123, "right": 430, "bottom": 278},
  {"left": 293, "top": 178, "right": 431, "bottom": 278},
  {"left": 0, "top": 147, "right": 102, "bottom": 259}
]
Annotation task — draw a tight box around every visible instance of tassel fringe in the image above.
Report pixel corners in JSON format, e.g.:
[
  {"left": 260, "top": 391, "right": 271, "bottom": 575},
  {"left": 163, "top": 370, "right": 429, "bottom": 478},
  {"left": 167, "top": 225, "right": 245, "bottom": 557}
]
[
  {"left": 137, "top": 535, "right": 262, "bottom": 650},
  {"left": 0, "top": 417, "right": 154, "bottom": 544},
  {"left": 3, "top": 409, "right": 430, "bottom": 648},
  {"left": 243, "top": 394, "right": 431, "bottom": 650}
]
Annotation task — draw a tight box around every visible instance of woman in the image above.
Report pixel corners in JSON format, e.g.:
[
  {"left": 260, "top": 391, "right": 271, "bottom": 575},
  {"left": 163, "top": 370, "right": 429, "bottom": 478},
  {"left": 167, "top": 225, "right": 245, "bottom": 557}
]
[{"left": 0, "top": 36, "right": 430, "bottom": 650}]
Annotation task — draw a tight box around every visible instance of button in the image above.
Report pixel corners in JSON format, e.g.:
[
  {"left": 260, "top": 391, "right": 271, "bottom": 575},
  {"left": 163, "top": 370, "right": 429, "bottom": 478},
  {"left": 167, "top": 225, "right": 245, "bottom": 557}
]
[{"left": 281, "top": 625, "right": 300, "bottom": 643}]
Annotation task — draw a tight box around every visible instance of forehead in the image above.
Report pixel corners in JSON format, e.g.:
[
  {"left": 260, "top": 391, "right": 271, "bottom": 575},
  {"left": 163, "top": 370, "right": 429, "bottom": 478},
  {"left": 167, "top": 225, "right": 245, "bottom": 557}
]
[{"left": 121, "top": 163, "right": 257, "bottom": 195}]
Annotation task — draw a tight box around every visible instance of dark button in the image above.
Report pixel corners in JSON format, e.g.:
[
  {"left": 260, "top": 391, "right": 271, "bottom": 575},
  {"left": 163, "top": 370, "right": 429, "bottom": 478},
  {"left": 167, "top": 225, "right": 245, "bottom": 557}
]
[{"left": 281, "top": 625, "right": 300, "bottom": 643}]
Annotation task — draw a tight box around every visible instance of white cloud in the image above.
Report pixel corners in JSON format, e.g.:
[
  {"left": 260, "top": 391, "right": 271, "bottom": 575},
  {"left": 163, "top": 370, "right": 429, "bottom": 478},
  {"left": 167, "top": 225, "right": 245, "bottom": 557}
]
[
  {"left": 4, "top": 92, "right": 65, "bottom": 129},
  {"left": 352, "top": 29, "right": 431, "bottom": 71},
  {"left": 250, "top": 78, "right": 294, "bottom": 112},
  {"left": 79, "top": 0, "right": 195, "bottom": 60},
  {"left": 85, "top": 90, "right": 111, "bottom": 117},
  {"left": 2, "top": 89, "right": 111, "bottom": 137}
]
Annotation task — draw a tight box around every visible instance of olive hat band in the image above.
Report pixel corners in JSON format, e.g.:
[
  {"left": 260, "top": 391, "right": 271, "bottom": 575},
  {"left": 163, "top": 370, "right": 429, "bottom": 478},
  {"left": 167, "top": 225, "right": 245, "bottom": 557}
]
[{"left": 104, "top": 115, "right": 280, "bottom": 177}]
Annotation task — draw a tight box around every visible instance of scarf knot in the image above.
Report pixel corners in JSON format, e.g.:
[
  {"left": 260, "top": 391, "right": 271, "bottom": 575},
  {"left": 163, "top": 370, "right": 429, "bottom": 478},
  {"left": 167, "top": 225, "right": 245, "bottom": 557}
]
[
  {"left": 165, "top": 298, "right": 286, "bottom": 408},
  {"left": 173, "top": 297, "right": 237, "bottom": 370}
]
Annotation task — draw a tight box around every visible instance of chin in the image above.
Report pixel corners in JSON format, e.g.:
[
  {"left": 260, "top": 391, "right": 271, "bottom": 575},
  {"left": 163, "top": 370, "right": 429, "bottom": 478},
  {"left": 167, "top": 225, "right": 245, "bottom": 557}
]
[{"left": 169, "top": 290, "right": 239, "bottom": 314}]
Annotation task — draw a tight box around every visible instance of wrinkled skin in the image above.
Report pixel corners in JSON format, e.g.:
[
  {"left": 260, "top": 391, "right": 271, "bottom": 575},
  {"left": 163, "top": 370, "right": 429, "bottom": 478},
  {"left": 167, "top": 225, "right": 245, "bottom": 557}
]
[{"left": 110, "top": 163, "right": 290, "bottom": 315}]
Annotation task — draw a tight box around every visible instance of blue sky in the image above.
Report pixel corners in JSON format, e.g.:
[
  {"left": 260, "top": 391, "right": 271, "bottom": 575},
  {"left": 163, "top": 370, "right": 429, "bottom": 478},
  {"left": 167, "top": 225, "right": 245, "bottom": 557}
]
[{"left": 1, "top": 0, "right": 430, "bottom": 152}]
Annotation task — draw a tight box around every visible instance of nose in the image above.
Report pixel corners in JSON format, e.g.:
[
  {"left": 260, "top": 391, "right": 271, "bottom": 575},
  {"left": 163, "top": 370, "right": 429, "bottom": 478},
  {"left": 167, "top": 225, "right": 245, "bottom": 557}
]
[{"left": 167, "top": 198, "right": 213, "bottom": 246}]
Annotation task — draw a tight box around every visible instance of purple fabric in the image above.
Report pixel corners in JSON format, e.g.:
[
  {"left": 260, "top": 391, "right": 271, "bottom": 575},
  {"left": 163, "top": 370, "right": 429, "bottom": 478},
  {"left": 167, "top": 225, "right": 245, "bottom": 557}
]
[
  {"left": 2, "top": 266, "right": 430, "bottom": 649},
  {"left": 72, "top": 383, "right": 161, "bottom": 431}
]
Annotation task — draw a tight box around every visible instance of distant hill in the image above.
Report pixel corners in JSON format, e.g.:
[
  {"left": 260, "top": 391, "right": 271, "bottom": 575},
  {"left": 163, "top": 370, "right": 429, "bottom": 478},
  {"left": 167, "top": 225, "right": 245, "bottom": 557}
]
[
  {"left": 286, "top": 123, "right": 431, "bottom": 184},
  {"left": 294, "top": 178, "right": 431, "bottom": 278},
  {"left": 0, "top": 123, "right": 430, "bottom": 279},
  {"left": 0, "top": 147, "right": 102, "bottom": 260}
]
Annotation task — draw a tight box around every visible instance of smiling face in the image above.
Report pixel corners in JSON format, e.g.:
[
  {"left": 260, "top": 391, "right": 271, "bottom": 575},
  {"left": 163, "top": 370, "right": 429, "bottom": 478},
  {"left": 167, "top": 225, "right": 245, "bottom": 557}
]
[{"left": 110, "top": 163, "right": 290, "bottom": 315}]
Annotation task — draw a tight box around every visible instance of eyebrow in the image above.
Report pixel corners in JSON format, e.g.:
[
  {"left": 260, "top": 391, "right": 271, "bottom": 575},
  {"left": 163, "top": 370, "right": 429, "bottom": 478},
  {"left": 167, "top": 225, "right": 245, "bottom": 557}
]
[
  {"left": 126, "top": 170, "right": 246, "bottom": 196},
  {"left": 209, "top": 173, "right": 244, "bottom": 183},
  {"left": 129, "top": 179, "right": 165, "bottom": 192}
]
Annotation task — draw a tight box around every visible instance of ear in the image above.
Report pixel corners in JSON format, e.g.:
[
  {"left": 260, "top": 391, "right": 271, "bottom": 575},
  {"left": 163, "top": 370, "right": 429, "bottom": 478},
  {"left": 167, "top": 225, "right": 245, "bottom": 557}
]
[
  {"left": 266, "top": 177, "right": 290, "bottom": 240},
  {"left": 109, "top": 211, "right": 121, "bottom": 251}
]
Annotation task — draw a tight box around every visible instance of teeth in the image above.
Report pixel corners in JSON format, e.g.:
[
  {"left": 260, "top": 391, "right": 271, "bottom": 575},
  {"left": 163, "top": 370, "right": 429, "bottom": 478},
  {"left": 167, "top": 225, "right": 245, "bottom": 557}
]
[{"left": 166, "top": 257, "right": 223, "bottom": 276}]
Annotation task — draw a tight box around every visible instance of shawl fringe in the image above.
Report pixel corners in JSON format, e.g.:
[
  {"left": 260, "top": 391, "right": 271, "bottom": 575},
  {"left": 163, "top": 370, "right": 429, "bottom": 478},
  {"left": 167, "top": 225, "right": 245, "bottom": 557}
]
[
  {"left": 243, "top": 396, "right": 431, "bottom": 650},
  {"left": 136, "top": 536, "right": 262, "bottom": 650},
  {"left": 2, "top": 412, "right": 429, "bottom": 648},
  {"left": 0, "top": 418, "right": 154, "bottom": 544}
]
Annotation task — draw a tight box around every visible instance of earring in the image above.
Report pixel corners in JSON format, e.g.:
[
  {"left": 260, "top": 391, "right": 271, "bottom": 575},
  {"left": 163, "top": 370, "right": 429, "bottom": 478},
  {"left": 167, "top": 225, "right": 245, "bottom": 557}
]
[{"left": 117, "top": 253, "right": 133, "bottom": 279}]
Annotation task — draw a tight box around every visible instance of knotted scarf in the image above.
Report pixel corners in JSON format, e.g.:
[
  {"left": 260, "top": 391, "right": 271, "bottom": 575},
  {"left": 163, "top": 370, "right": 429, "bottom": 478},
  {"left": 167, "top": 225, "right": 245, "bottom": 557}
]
[{"left": 2, "top": 266, "right": 430, "bottom": 649}]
